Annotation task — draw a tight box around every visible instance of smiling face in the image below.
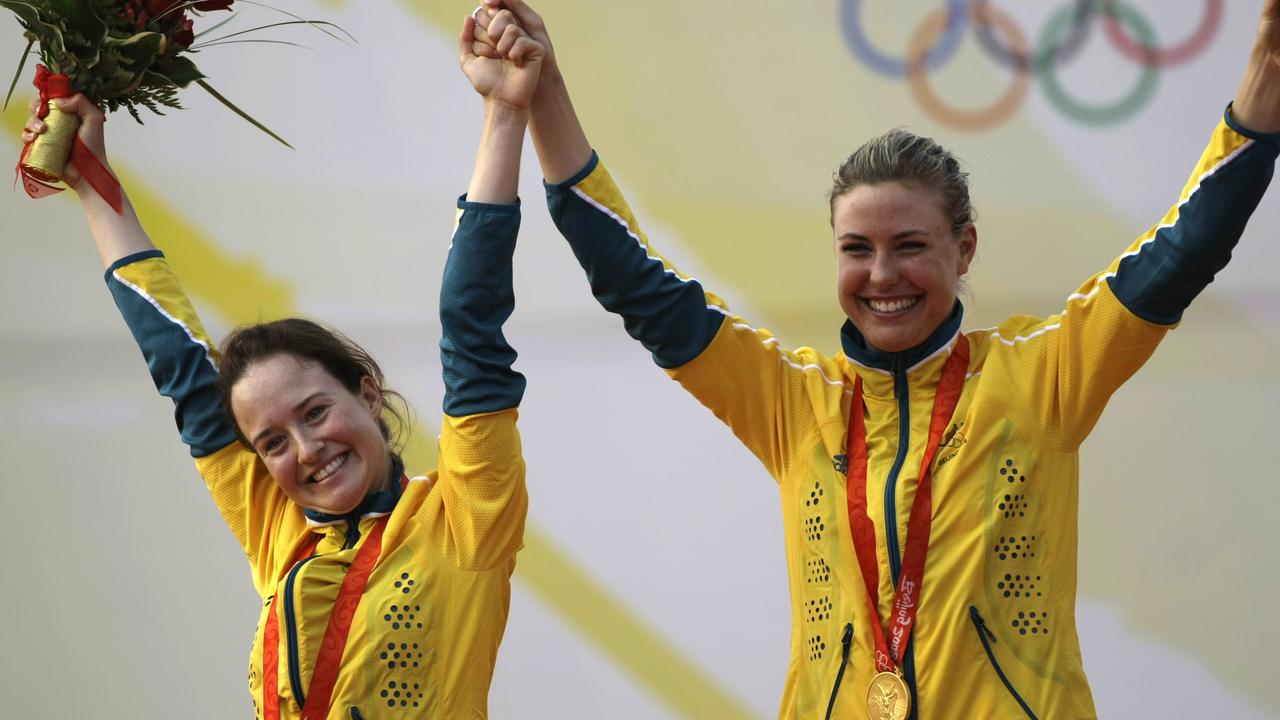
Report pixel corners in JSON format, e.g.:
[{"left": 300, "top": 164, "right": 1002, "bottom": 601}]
[
  {"left": 230, "top": 353, "right": 391, "bottom": 515},
  {"left": 833, "top": 181, "right": 976, "bottom": 353}
]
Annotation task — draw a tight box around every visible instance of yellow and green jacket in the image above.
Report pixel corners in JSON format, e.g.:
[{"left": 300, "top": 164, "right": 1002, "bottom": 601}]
[
  {"left": 545, "top": 112, "right": 1276, "bottom": 719},
  {"left": 104, "top": 199, "right": 528, "bottom": 719}
]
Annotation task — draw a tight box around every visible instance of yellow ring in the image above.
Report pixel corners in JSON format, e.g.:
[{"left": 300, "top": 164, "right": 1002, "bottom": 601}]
[{"left": 906, "top": 4, "right": 1031, "bottom": 132}]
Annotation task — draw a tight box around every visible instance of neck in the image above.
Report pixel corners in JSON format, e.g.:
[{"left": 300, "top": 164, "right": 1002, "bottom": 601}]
[{"left": 840, "top": 301, "right": 964, "bottom": 373}]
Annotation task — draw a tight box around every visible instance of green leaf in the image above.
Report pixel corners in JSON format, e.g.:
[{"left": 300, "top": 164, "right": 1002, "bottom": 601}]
[
  {"left": 48, "top": 0, "right": 105, "bottom": 44},
  {"left": 227, "top": 2, "right": 355, "bottom": 44},
  {"left": 3, "top": 36, "right": 34, "bottom": 110},
  {"left": 194, "top": 38, "right": 309, "bottom": 51},
  {"left": 192, "top": 11, "right": 235, "bottom": 40},
  {"left": 1, "top": 0, "right": 66, "bottom": 62},
  {"left": 105, "top": 31, "right": 164, "bottom": 67},
  {"left": 194, "top": 19, "right": 350, "bottom": 46},
  {"left": 196, "top": 78, "right": 293, "bottom": 149},
  {"left": 154, "top": 55, "right": 203, "bottom": 88},
  {"left": 0, "top": 0, "right": 45, "bottom": 29}
]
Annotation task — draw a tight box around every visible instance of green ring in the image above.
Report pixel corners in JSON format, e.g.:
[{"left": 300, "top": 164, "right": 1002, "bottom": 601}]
[{"left": 1038, "top": 1, "right": 1159, "bottom": 126}]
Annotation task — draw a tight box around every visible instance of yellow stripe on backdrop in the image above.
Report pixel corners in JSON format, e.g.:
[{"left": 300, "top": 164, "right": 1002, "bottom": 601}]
[{"left": 3, "top": 104, "right": 757, "bottom": 719}]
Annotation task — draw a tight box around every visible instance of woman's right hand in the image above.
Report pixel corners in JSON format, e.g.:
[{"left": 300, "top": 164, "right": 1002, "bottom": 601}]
[
  {"left": 21, "top": 93, "right": 111, "bottom": 193},
  {"left": 460, "top": 10, "right": 545, "bottom": 114},
  {"left": 469, "top": 0, "right": 592, "bottom": 184},
  {"left": 471, "top": 0, "right": 560, "bottom": 84}
]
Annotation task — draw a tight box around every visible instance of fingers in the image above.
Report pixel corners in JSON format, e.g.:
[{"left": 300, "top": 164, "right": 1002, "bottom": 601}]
[
  {"left": 495, "top": 22, "right": 527, "bottom": 58},
  {"left": 52, "top": 94, "right": 105, "bottom": 125},
  {"left": 507, "top": 35, "right": 544, "bottom": 68},
  {"left": 25, "top": 114, "right": 45, "bottom": 135},
  {"left": 487, "top": 9, "right": 519, "bottom": 46},
  {"left": 21, "top": 95, "right": 99, "bottom": 143},
  {"left": 473, "top": 4, "right": 493, "bottom": 35},
  {"left": 460, "top": 13, "right": 478, "bottom": 64},
  {"left": 471, "top": 41, "right": 501, "bottom": 59},
  {"left": 490, "top": 0, "right": 545, "bottom": 34}
]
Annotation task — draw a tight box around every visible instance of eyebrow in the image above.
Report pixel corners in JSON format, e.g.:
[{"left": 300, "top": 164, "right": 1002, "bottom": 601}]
[
  {"left": 839, "top": 229, "right": 930, "bottom": 242},
  {"left": 249, "top": 392, "right": 327, "bottom": 448}
]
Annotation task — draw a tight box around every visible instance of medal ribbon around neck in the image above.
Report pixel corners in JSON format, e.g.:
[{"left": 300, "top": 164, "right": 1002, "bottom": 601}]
[{"left": 845, "top": 334, "right": 969, "bottom": 674}]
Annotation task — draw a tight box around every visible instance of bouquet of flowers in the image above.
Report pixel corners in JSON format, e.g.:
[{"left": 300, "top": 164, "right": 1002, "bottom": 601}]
[{"left": 4, "top": 0, "right": 343, "bottom": 207}]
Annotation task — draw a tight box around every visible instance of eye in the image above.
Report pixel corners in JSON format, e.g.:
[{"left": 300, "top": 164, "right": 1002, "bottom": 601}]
[
  {"left": 897, "top": 240, "right": 927, "bottom": 253},
  {"left": 841, "top": 241, "right": 872, "bottom": 256},
  {"left": 305, "top": 403, "right": 329, "bottom": 422},
  {"left": 261, "top": 435, "right": 286, "bottom": 455}
]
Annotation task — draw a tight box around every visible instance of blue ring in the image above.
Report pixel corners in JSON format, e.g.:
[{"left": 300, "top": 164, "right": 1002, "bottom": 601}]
[{"left": 840, "top": 0, "right": 969, "bottom": 79}]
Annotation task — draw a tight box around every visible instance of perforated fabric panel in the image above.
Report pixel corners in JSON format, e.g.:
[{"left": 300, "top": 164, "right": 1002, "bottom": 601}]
[{"left": 438, "top": 409, "right": 528, "bottom": 571}]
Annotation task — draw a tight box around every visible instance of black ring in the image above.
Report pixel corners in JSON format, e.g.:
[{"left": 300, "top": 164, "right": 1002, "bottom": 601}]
[{"left": 973, "top": 0, "right": 1098, "bottom": 74}]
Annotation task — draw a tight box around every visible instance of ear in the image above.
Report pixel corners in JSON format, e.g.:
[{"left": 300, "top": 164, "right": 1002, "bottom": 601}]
[
  {"left": 956, "top": 224, "right": 978, "bottom": 275},
  {"left": 358, "top": 375, "right": 383, "bottom": 418}
]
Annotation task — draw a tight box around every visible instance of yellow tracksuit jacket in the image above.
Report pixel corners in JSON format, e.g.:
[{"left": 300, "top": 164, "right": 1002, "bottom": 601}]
[
  {"left": 544, "top": 111, "right": 1276, "bottom": 719},
  {"left": 104, "top": 199, "right": 528, "bottom": 718}
]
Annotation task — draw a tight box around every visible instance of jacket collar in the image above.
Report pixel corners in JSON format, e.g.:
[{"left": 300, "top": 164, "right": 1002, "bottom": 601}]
[
  {"left": 302, "top": 454, "right": 404, "bottom": 527},
  {"left": 840, "top": 300, "right": 964, "bottom": 375}
]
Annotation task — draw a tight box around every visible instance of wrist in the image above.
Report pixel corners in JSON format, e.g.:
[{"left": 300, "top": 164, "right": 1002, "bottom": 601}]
[
  {"left": 483, "top": 99, "right": 532, "bottom": 127},
  {"left": 1232, "top": 46, "right": 1280, "bottom": 133}
]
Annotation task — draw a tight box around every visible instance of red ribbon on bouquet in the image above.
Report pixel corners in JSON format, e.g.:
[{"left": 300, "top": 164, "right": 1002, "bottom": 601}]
[{"left": 15, "top": 65, "right": 123, "bottom": 213}]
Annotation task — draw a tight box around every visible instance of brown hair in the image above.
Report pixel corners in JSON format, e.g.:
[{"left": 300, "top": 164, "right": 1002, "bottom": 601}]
[
  {"left": 828, "top": 128, "right": 975, "bottom": 236},
  {"left": 216, "top": 318, "right": 409, "bottom": 452}
]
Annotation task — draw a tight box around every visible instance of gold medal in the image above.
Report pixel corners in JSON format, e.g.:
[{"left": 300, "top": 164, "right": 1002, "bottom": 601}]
[{"left": 866, "top": 671, "right": 911, "bottom": 720}]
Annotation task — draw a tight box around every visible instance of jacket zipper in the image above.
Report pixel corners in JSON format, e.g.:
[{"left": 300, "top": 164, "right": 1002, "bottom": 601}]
[
  {"left": 883, "top": 355, "right": 919, "bottom": 717},
  {"left": 283, "top": 554, "right": 319, "bottom": 707},
  {"left": 824, "top": 623, "right": 854, "bottom": 720},
  {"left": 884, "top": 355, "right": 911, "bottom": 583},
  {"left": 969, "top": 606, "right": 1039, "bottom": 719},
  {"left": 283, "top": 520, "right": 364, "bottom": 710}
]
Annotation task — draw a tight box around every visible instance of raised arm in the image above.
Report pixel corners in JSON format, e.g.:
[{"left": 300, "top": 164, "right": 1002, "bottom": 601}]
[
  {"left": 992, "top": 2, "right": 1280, "bottom": 450},
  {"left": 22, "top": 94, "right": 236, "bottom": 458},
  {"left": 22, "top": 98, "right": 288, "bottom": 589},
  {"left": 432, "top": 15, "right": 546, "bottom": 570},
  {"left": 472, "top": 1, "right": 830, "bottom": 483}
]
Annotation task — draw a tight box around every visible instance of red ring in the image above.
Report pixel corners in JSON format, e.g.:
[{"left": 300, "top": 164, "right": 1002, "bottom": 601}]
[{"left": 1103, "top": 0, "right": 1222, "bottom": 67}]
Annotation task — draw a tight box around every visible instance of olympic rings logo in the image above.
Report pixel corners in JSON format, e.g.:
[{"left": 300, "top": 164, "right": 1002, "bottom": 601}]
[{"left": 839, "top": 0, "right": 1222, "bottom": 130}]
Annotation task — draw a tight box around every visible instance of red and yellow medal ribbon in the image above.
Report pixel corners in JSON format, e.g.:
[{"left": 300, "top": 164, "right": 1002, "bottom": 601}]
[{"left": 845, "top": 334, "right": 970, "bottom": 676}]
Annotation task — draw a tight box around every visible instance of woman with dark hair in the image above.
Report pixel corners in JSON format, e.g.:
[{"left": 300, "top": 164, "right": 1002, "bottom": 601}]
[
  {"left": 472, "top": 1, "right": 1279, "bottom": 718},
  {"left": 20, "top": 15, "right": 546, "bottom": 719}
]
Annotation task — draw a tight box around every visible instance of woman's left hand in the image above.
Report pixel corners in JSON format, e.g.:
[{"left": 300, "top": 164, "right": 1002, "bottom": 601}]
[
  {"left": 1232, "top": 0, "right": 1280, "bottom": 133},
  {"left": 459, "top": 11, "right": 545, "bottom": 114}
]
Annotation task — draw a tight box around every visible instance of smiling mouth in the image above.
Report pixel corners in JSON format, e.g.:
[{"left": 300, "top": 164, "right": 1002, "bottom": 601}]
[
  {"left": 864, "top": 297, "right": 921, "bottom": 313},
  {"left": 310, "top": 452, "right": 349, "bottom": 483}
]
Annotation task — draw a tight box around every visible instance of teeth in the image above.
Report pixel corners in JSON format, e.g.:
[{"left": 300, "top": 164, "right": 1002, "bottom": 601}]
[
  {"left": 867, "top": 297, "right": 919, "bottom": 313},
  {"left": 312, "top": 453, "right": 347, "bottom": 482}
]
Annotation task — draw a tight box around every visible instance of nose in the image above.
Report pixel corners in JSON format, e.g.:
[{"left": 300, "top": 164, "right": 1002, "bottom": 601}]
[
  {"left": 296, "top": 430, "right": 325, "bottom": 465},
  {"left": 868, "top": 251, "right": 899, "bottom": 289}
]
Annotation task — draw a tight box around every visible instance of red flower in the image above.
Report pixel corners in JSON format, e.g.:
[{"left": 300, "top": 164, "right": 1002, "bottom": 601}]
[
  {"left": 143, "top": 0, "right": 182, "bottom": 17},
  {"left": 174, "top": 17, "right": 195, "bottom": 47},
  {"left": 143, "top": 0, "right": 233, "bottom": 16}
]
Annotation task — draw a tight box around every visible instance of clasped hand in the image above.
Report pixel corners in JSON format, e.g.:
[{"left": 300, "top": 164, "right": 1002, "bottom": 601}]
[{"left": 460, "top": 1, "right": 545, "bottom": 113}]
